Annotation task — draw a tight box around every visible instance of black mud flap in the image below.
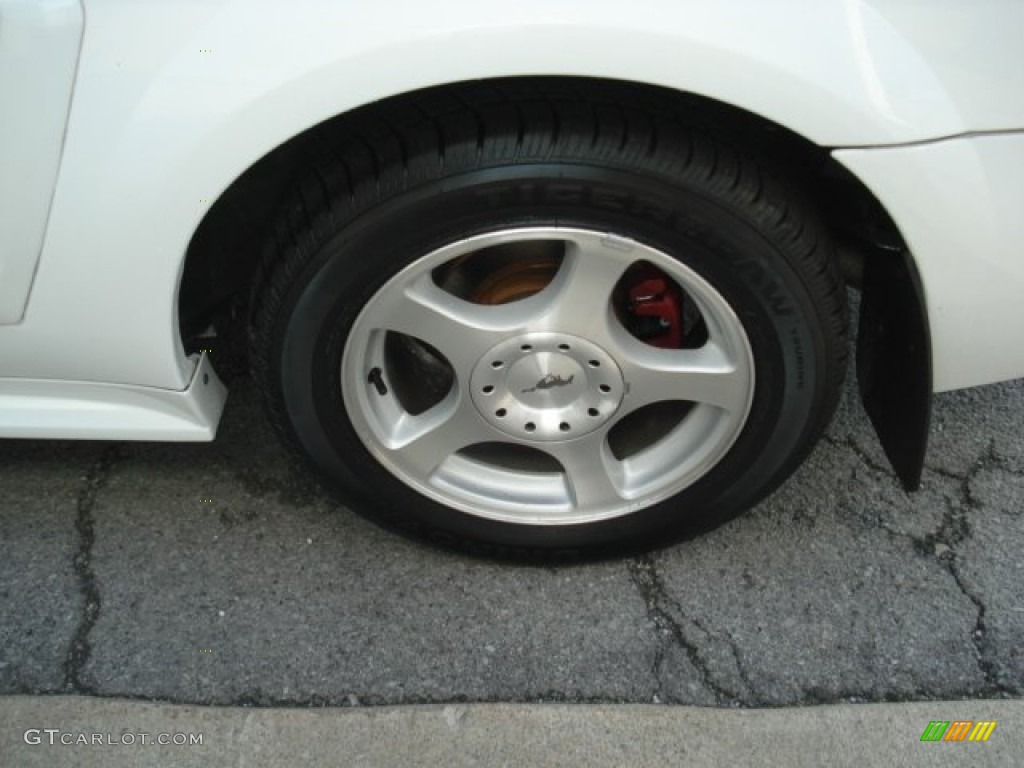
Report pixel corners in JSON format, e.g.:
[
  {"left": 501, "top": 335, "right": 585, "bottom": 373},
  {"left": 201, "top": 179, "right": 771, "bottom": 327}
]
[{"left": 857, "top": 249, "right": 932, "bottom": 491}]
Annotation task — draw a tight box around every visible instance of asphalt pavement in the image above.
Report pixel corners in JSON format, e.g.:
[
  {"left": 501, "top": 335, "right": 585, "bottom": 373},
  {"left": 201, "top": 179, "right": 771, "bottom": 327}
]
[{"left": 1, "top": 340, "right": 1022, "bottom": 764}]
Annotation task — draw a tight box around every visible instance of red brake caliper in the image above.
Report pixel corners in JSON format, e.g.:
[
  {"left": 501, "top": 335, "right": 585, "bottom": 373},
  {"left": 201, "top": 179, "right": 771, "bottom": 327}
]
[{"left": 626, "top": 268, "right": 685, "bottom": 348}]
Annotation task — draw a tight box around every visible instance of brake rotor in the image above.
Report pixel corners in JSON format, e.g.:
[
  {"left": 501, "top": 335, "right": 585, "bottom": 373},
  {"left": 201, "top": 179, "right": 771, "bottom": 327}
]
[{"left": 469, "top": 258, "right": 561, "bottom": 305}]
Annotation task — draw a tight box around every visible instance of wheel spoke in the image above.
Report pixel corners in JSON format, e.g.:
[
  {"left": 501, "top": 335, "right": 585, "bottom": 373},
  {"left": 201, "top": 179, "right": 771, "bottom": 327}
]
[
  {"left": 618, "top": 342, "right": 750, "bottom": 415},
  {"left": 388, "top": 392, "right": 490, "bottom": 477},
  {"left": 534, "top": 235, "right": 636, "bottom": 340},
  {"left": 366, "top": 275, "right": 514, "bottom": 372},
  {"left": 545, "top": 434, "right": 625, "bottom": 510}
]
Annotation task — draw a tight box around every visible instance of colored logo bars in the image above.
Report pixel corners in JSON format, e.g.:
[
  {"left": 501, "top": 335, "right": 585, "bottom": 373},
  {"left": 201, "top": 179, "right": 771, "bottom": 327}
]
[{"left": 920, "top": 721, "right": 997, "bottom": 742}]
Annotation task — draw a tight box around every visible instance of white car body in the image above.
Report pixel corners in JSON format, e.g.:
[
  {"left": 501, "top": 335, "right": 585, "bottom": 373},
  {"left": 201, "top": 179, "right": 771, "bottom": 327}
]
[{"left": 1, "top": 0, "right": 1023, "bottom": 441}]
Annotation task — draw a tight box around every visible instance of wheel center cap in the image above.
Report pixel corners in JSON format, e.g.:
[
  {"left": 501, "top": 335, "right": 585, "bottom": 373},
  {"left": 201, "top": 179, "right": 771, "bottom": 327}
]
[{"left": 470, "top": 333, "right": 624, "bottom": 441}]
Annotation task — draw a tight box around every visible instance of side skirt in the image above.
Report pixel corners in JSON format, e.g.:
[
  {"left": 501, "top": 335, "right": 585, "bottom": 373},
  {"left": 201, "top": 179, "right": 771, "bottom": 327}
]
[{"left": 0, "top": 353, "right": 226, "bottom": 441}]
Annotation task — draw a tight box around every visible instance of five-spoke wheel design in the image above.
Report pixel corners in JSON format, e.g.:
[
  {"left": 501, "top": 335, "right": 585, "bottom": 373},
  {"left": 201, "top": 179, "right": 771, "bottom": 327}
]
[{"left": 341, "top": 228, "right": 755, "bottom": 525}]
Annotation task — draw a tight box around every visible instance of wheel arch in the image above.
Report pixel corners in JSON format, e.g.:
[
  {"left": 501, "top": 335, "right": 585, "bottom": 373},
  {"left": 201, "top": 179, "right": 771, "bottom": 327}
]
[{"left": 179, "top": 75, "right": 901, "bottom": 337}]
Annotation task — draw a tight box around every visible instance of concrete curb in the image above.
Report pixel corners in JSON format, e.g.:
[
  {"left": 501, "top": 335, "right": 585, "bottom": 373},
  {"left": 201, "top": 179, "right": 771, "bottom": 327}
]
[{"left": 2, "top": 696, "right": 1020, "bottom": 767}]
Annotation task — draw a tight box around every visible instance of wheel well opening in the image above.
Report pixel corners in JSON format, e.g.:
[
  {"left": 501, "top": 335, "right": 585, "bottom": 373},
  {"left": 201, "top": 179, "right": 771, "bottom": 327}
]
[{"left": 177, "top": 76, "right": 907, "bottom": 365}]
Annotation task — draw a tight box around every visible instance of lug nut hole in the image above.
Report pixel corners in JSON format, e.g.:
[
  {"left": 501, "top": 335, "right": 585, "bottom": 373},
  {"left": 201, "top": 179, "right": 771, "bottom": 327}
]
[
  {"left": 559, "top": 422, "right": 571, "bottom": 432},
  {"left": 588, "top": 408, "right": 599, "bottom": 417},
  {"left": 496, "top": 408, "right": 507, "bottom": 418},
  {"left": 558, "top": 343, "right": 570, "bottom": 351},
  {"left": 482, "top": 385, "right": 495, "bottom": 394},
  {"left": 525, "top": 422, "right": 536, "bottom": 432},
  {"left": 491, "top": 360, "right": 504, "bottom": 369},
  {"left": 588, "top": 360, "right": 600, "bottom": 367},
  {"left": 599, "top": 384, "right": 611, "bottom": 393},
  {"left": 520, "top": 344, "right": 532, "bottom": 352}
]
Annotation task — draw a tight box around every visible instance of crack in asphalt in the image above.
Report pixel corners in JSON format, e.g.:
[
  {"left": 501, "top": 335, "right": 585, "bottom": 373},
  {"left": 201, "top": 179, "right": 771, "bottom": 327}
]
[
  {"left": 626, "top": 555, "right": 752, "bottom": 706},
  {"left": 722, "top": 628, "right": 757, "bottom": 698},
  {"left": 932, "top": 443, "right": 1017, "bottom": 695},
  {"left": 834, "top": 434, "right": 1016, "bottom": 695},
  {"left": 63, "top": 445, "right": 121, "bottom": 695},
  {"left": 823, "top": 433, "right": 894, "bottom": 477}
]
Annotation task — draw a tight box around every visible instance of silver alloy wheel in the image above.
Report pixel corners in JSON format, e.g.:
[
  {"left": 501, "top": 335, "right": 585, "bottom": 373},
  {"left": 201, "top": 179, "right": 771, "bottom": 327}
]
[{"left": 341, "top": 227, "right": 755, "bottom": 526}]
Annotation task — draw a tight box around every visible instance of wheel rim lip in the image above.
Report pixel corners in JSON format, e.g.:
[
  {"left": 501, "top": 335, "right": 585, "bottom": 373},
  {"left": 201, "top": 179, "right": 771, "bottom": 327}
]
[{"left": 340, "top": 226, "right": 755, "bottom": 526}]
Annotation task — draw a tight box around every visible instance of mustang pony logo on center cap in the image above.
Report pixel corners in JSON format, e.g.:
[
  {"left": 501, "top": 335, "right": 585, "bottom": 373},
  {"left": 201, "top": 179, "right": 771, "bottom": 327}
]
[{"left": 522, "top": 373, "right": 575, "bottom": 394}]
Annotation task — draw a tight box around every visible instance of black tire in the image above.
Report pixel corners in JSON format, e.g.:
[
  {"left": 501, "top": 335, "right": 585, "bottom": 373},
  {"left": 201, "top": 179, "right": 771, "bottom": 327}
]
[{"left": 250, "top": 82, "right": 848, "bottom": 559}]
